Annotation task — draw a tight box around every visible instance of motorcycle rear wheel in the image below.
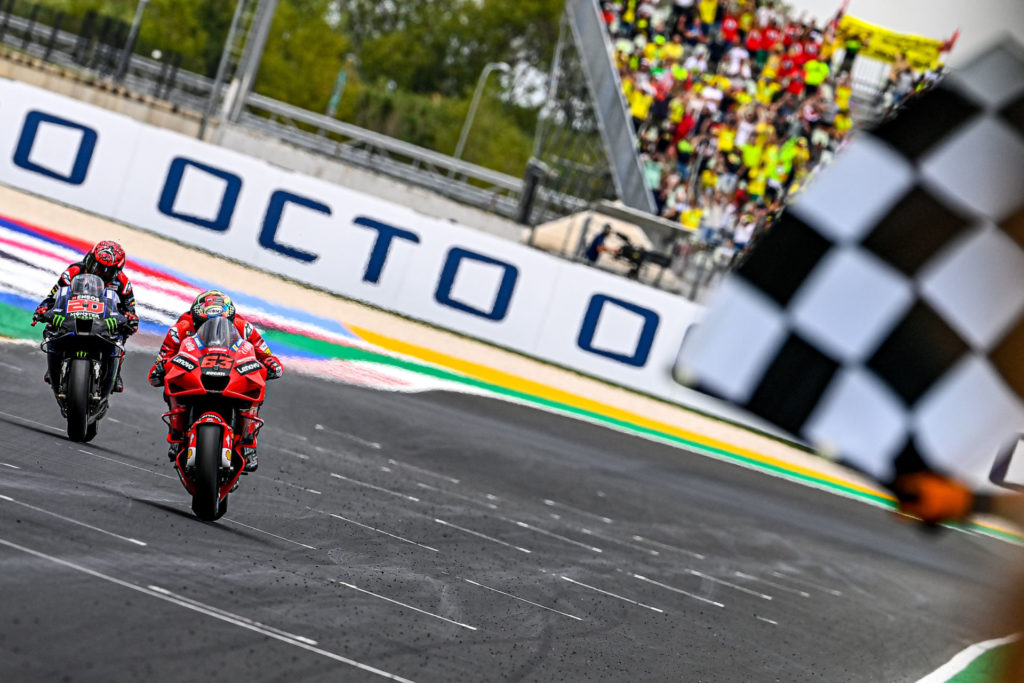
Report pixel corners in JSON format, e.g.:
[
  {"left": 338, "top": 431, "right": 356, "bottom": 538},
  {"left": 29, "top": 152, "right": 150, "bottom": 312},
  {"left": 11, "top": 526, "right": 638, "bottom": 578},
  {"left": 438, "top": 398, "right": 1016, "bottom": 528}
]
[
  {"left": 66, "top": 359, "right": 91, "bottom": 442},
  {"left": 191, "top": 424, "right": 223, "bottom": 521}
]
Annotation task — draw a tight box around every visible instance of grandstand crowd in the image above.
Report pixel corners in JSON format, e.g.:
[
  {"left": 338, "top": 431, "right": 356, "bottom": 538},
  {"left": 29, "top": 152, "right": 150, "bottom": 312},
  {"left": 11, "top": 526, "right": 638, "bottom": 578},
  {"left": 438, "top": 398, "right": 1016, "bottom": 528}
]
[{"left": 600, "top": 0, "right": 938, "bottom": 267}]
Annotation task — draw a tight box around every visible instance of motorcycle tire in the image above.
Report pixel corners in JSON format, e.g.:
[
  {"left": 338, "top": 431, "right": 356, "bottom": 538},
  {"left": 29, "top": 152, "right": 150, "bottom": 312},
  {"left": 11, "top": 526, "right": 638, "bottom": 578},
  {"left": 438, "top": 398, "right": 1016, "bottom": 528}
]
[
  {"left": 66, "top": 359, "right": 91, "bottom": 442},
  {"left": 191, "top": 424, "right": 222, "bottom": 522}
]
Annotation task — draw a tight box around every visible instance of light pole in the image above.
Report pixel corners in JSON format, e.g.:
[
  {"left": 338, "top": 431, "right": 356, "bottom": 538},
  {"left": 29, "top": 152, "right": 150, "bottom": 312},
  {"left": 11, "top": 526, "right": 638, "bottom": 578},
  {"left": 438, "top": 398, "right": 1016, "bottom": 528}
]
[
  {"left": 199, "top": 0, "right": 247, "bottom": 140},
  {"left": 452, "top": 61, "right": 511, "bottom": 166},
  {"left": 115, "top": 0, "right": 149, "bottom": 84}
]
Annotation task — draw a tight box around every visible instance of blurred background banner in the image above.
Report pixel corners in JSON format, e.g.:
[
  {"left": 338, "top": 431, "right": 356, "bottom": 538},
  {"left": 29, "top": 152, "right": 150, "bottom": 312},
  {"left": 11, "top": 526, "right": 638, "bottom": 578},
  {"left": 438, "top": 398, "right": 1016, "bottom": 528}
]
[
  {"left": 676, "top": 39, "right": 1024, "bottom": 492},
  {"left": 838, "top": 15, "right": 946, "bottom": 69}
]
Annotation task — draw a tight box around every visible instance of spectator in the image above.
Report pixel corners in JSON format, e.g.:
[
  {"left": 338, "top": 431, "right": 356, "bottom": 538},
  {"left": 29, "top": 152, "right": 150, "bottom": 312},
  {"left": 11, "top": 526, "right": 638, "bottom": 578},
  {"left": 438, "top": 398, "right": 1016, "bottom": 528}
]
[
  {"left": 614, "top": 0, "right": 864, "bottom": 270},
  {"left": 585, "top": 224, "right": 614, "bottom": 264}
]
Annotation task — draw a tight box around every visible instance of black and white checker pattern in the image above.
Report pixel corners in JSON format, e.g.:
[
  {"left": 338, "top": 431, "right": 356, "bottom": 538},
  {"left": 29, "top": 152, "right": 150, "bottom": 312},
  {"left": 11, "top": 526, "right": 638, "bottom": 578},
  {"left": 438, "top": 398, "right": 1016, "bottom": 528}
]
[{"left": 678, "top": 40, "right": 1024, "bottom": 489}]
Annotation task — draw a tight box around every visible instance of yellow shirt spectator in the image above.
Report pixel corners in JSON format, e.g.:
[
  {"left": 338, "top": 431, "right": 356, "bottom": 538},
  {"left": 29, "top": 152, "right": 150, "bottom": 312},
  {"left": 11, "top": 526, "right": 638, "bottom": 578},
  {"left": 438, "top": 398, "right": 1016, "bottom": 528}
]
[
  {"left": 669, "top": 97, "right": 687, "bottom": 124},
  {"left": 836, "top": 113, "right": 853, "bottom": 134},
  {"left": 718, "top": 126, "right": 737, "bottom": 153},
  {"left": 644, "top": 41, "right": 661, "bottom": 62},
  {"left": 741, "top": 142, "right": 764, "bottom": 169},
  {"left": 699, "top": 0, "right": 719, "bottom": 25},
  {"left": 739, "top": 11, "right": 754, "bottom": 32},
  {"left": 747, "top": 171, "right": 767, "bottom": 198},
  {"left": 629, "top": 89, "right": 654, "bottom": 121},
  {"left": 804, "top": 59, "right": 830, "bottom": 86},
  {"left": 700, "top": 168, "right": 718, "bottom": 190},
  {"left": 836, "top": 84, "right": 852, "bottom": 113},
  {"left": 761, "top": 143, "right": 782, "bottom": 180},
  {"left": 681, "top": 207, "right": 703, "bottom": 231},
  {"left": 664, "top": 41, "right": 684, "bottom": 62},
  {"left": 755, "top": 79, "right": 780, "bottom": 105}
]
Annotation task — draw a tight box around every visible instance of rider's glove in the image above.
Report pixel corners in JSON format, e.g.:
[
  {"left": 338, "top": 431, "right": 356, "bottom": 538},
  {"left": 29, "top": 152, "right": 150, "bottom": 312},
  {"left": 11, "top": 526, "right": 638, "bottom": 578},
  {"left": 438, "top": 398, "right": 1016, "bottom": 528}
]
[
  {"left": 148, "top": 359, "right": 166, "bottom": 387},
  {"left": 263, "top": 355, "right": 284, "bottom": 380},
  {"left": 890, "top": 471, "right": 973, "bottom": 526},
  {"left": 122, "top": 312, "right": 139, "bottom": 335},
  {"left": 31, "top": 304, "right": 49, "bottom": 326}
]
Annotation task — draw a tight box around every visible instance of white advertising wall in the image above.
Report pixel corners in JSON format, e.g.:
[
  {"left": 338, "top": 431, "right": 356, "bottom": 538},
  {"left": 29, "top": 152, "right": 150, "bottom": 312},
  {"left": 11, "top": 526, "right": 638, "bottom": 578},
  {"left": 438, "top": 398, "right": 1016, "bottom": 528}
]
[{"left": 0, "top": 77, "right": 738, "bottom": 417}]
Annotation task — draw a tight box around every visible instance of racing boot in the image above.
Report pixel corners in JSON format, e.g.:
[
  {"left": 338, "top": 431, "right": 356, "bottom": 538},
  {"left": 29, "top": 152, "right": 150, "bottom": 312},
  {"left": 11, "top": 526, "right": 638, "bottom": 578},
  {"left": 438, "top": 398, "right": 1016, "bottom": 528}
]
[
  {"left": 241, "top": 447, "right": 258, "bottom": 473},
  {"left": 167, "top": 441, "right": 184, "bottom": 463},
  {"left": 113, "top": 373, "right": 124, "bottom": 393},
  {"left": 43, "top": 370, "right": 50, "bottom": 384}
]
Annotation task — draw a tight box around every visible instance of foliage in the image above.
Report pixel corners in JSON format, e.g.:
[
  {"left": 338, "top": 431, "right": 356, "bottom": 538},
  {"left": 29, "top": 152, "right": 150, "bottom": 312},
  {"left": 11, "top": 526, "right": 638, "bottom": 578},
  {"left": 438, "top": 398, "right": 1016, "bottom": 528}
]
[{"left": 29, "top": 0, "right": 566, "bottom": 177}]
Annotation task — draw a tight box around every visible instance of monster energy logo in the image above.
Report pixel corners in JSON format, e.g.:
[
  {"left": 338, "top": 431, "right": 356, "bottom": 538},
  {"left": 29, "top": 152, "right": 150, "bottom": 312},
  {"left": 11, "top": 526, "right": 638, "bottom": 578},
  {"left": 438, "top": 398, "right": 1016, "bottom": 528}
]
[
  {"left": 76, "top": 351, "right": 87, "bottom": 357},
  {"left": 52, "top": 314, "right": 65, "bottom": 327},
  {"left": 105, "top": 318, "right": 118, "bottom": 334}
]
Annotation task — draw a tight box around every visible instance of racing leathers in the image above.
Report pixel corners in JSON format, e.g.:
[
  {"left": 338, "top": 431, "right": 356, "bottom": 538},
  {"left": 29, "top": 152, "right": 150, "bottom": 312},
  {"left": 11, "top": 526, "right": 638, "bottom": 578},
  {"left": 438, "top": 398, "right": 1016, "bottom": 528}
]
[
  {"left": 34, "top": 262, "right": 139, "bottom": 392},
  {"left": 149, "top": 312, "right": 283, "bottom": 471}
]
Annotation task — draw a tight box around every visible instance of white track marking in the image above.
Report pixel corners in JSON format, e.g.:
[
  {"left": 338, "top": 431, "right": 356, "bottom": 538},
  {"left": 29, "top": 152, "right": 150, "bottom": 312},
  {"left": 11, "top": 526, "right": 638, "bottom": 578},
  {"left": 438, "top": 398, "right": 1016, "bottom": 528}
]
[
  {"left": 734, "top": 571, "right": 810, "bottom": 598},
  {"left": 388, "top": 459, "right": 459, "bottom": 484},
  {"left": 0, "top": 537, "right": 413, "bottom": 682},
  {"left": 415, "top": 481, "right": 498, "bottom": 510},
  {"left": 1, "top": 463, "right": 20, "bottom": 469},
  {"left": 0, "top": 494, "right": 147, "bottom": 546},
  {"left": 915, "top": 634, "right": 1020, "bottom": 683},
  {"left": 330, "top": 472, "right": 419, "bottom": 502},
  {"left": 542, "top": 499, "right": 612, "bottom": 524},
  {"left": 688, "top": 569, "right": 772, "bottom": 600},
  {"left": 579, "top": 528, "right": 659, "bottom": 556},
  {"left": 77, "top": 449, "right": 177, "bottom": 480},
  {"left": 756, "top": 616, "right": 779, "bottom": 626},
  {"left": 434, "top": 518, "right": 531, "bottom": 554},
  {"left": 314, "top": 424, "right": 381, "bottom": 449},
  {"left": 268, "top": 477, "right": 321, "bottom": 495},
  {"left": 273, "top": 429, "right": 309, "bottom": 442},
  {"left": 329, "top": 513, "right": 438, "bottom": 552},
  {"left": 560, "top": 576, "right": 664, "bottom": 613},
  {"left": 0, "top": 360, "right": 24, "bottom": 372},
  {"left": 270, "top": 445, "right": 309, "bottom": 461},
  {"left": 629, "top": 534, "right": 706, "bottom": 560},
  {"left": 463, "top": 578, "right": 582, "bottom": 621},
  {"left": 770, "top": 570, "right": 843, "bottom": 597},
  {"left": 222, "top": 519, "right": 317, "bottom": 550},
  {"left": 333, "top": 579, "right": 477, "bottom": 630},
  {"left": 0, "top": 409, "right": 63, "bottom": 433},
  {"left": 148, "top": 586, "right": 320, "bottom": 644},
  {"left": 510, "top": 519, "right": 602, "bottom": 553},
  {"left": 631, "top": 573, "right": 724, "bottom": 608}
]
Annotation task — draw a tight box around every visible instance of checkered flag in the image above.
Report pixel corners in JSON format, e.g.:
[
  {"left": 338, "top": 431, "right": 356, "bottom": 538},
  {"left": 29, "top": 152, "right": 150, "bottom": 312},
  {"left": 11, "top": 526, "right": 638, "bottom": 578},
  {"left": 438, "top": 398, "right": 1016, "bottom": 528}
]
[{"left": 677, "top": 40, "right": 1024, "bottom": 492}]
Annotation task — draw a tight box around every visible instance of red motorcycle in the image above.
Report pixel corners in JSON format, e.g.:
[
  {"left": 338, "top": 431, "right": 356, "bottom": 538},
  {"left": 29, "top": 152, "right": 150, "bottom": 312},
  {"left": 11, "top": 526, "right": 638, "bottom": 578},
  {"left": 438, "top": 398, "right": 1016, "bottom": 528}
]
[{"left": 162, "top": 317, "right": 270, "bottom": 521}]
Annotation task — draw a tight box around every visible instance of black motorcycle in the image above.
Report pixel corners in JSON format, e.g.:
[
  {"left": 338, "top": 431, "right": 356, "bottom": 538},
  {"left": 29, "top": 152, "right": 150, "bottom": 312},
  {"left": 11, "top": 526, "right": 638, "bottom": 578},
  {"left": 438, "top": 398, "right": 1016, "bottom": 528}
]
[{"left": 40, "top": 274, "right": 128, "bottom": 442}]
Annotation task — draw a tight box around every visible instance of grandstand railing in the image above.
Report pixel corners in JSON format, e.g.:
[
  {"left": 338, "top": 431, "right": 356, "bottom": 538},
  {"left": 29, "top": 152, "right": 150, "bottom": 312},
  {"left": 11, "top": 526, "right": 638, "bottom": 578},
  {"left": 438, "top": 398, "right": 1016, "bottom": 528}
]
[{"left": 565, "top": 0, "right": 656, "bottom": 214}]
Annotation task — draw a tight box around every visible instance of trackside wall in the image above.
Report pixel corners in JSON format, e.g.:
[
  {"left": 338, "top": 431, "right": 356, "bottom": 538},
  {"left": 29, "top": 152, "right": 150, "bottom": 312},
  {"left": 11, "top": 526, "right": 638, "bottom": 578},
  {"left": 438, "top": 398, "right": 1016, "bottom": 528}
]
[{"left": 0, "top": 77, "right": 727, "bottom": 413}]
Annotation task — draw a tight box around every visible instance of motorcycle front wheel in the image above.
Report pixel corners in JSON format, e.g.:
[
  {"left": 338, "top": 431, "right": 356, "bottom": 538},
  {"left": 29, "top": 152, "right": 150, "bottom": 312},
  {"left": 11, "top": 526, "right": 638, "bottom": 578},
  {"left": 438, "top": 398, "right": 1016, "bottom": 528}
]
[
  {"left": 66, "top": 359, "right": 91, "bottom": 442},
  {"left": 191, "top": 424, "right": 223, "bottom": 521}
]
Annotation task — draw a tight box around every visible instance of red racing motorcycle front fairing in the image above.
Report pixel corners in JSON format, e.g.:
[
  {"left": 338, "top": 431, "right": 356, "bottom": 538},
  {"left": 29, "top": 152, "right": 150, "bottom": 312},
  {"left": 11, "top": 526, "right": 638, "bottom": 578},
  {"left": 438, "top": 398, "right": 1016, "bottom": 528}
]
[{"left": 161, "top": 319, "right": 267, "bottom": 520}]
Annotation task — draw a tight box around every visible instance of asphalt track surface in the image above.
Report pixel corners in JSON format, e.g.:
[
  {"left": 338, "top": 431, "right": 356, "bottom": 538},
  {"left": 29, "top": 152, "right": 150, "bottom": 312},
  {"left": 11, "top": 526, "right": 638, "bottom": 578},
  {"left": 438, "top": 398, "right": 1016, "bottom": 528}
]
[{"left": 0, "top": 342, "right": 1017, "bottom": 683}]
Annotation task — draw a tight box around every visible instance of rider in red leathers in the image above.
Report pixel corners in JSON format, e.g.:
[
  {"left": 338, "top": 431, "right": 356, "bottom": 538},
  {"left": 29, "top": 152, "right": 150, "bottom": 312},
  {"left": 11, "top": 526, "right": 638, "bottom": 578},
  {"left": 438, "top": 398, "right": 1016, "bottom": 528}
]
[
  {"left": 33, "top": 240, "right": 139, "bottom": 391},
  {"left": 148, "top": 290, "right": 283, "bottom": 472}
]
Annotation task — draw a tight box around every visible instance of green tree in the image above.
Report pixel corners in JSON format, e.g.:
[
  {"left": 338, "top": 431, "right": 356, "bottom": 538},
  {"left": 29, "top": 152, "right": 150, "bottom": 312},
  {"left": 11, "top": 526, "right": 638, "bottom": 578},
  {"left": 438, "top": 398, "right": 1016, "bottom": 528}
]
[{"left": 254, "top": 0, "right": 349, "bottom": 113}]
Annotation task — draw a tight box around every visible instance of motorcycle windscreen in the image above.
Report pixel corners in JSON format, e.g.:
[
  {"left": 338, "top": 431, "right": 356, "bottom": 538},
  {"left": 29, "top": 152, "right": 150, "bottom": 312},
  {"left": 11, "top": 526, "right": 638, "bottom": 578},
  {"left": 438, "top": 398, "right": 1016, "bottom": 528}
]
[
  {"left": 195, "top": 317, "right": 240, "bottom": 348},
  {"left": 69, "top": 274, "right": 105, "bottom": 298}
]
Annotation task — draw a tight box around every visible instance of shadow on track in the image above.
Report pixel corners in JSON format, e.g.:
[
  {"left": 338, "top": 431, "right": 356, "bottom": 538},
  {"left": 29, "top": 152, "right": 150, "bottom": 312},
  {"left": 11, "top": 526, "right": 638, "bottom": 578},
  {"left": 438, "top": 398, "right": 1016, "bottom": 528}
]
[
  {"left": 0, "top": 414, "right": 132, "bottom": 458},
  {"left": 129, "top": 497, "right": 278, "bottom": 544}
]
